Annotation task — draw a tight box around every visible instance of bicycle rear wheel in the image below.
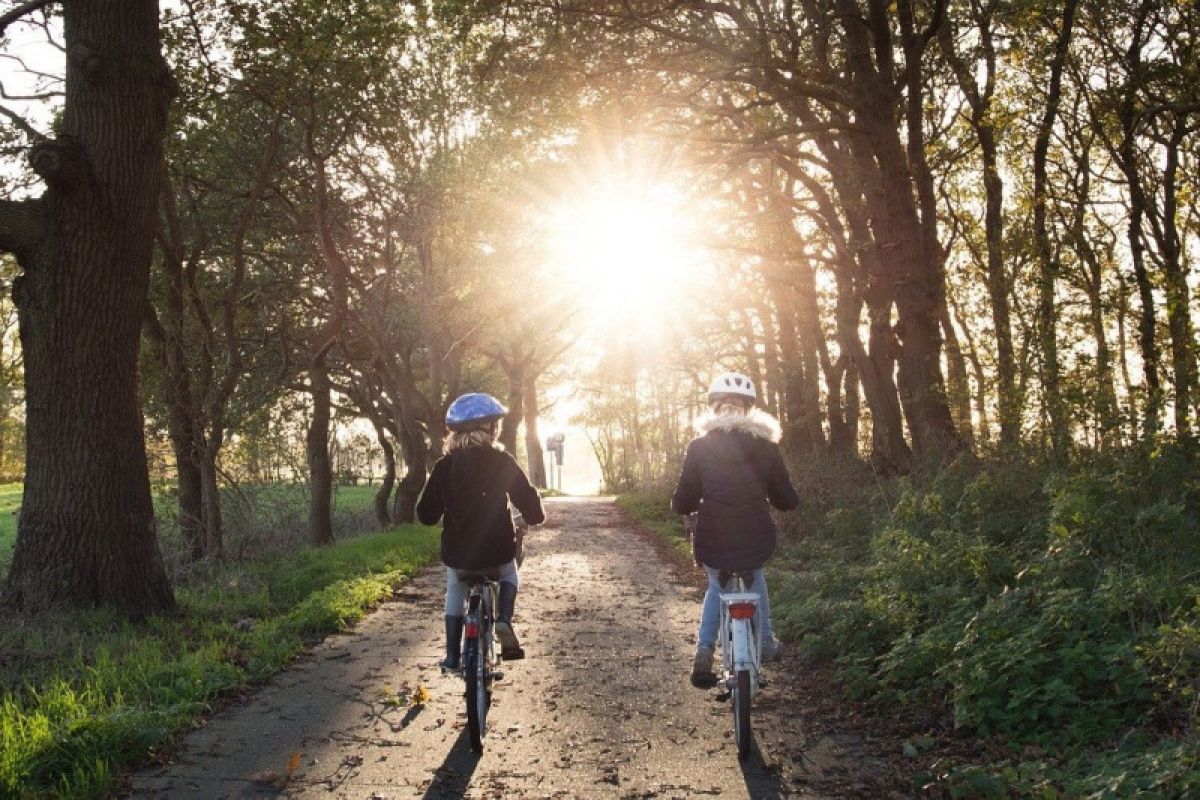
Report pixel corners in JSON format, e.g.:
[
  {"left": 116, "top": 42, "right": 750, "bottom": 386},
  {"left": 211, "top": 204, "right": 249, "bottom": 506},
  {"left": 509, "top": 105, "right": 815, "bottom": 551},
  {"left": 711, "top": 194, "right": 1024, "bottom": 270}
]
[{"left": 732, "top": 668, "right": 752, "bottom": 759}]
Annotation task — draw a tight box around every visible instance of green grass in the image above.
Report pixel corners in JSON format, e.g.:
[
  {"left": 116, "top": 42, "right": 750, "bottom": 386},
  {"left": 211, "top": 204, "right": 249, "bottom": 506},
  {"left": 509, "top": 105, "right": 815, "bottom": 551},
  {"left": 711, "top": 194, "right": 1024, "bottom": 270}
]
[
  {"left": 0, "top": 482, "right": 20, "bottom": 573},
  {"left": 615, "top": 489, "right": 693, "bottom": 562},
  {"left": 1, "top": 482, "right": 382, "bottom": 578},
  {"left": 0, "top": 521, "right": 440, "bottom": 799}
]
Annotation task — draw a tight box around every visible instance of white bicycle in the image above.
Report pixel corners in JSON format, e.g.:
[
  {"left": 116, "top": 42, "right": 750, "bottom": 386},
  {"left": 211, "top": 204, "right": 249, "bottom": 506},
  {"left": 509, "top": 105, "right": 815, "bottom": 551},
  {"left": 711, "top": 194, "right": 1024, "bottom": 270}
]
[{"left": 717, "top": 569, "right": 762, "bottom": 759}]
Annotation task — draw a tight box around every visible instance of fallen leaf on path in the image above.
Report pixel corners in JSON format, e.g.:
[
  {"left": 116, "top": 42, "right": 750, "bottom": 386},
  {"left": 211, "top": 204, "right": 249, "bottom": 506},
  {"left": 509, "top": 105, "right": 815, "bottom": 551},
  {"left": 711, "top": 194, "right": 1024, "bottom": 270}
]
[{"left": 410, "top": 684, "right": 431, "bottom": 706}]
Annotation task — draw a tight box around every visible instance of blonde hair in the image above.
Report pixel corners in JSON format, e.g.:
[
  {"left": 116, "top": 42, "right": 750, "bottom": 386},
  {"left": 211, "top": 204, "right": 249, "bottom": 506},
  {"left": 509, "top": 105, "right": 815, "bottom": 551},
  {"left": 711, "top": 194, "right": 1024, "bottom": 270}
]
[
  {"left": 711, "top": 399, "right": 749, "bottom": 416},
  {"left": 444, "top": 424, "right": 499, "bottom": 452}
]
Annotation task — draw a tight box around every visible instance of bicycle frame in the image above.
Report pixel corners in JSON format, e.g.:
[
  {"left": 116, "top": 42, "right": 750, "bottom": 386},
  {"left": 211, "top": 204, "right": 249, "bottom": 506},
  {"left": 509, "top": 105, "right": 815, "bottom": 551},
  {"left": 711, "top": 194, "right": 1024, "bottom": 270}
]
[
  {"left": 718, "top": 571, "right": 761, "bottom": 759},
  {"left": 718, "top": 575, "right": 762, "bottom": 696}
]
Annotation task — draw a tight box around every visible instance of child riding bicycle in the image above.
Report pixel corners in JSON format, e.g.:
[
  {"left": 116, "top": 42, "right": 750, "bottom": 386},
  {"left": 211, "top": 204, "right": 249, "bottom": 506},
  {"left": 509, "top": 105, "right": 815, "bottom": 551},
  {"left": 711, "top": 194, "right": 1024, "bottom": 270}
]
[
  {"left": 670, "top": 372, "right": 800, "bottom": 688},
  {"left": 417, "top": 392, "right": 546, "bottom": 669}
]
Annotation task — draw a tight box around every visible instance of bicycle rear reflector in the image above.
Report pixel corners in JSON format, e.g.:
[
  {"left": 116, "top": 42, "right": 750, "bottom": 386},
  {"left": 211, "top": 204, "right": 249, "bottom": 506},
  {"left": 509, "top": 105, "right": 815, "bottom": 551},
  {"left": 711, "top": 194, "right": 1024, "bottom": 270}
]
[
  {"left": 465, "top": 621, "right": 480, "bottom": 637},
  {"left": 729, "top": 602, "right": 756, "bottom": 619}
]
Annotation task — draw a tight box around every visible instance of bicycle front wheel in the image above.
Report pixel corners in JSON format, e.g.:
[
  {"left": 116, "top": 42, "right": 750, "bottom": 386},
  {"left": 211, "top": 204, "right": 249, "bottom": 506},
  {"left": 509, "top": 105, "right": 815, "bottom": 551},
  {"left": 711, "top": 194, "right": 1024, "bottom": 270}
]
[
  {"left": 466, "top": 669, "right": 487, "bottom": 753},
  {"left": 732, "top": 668, "right": 752, "bottom": 759},
  {"left": 466, "top": 622, "right": 492, "bottom": 753}
]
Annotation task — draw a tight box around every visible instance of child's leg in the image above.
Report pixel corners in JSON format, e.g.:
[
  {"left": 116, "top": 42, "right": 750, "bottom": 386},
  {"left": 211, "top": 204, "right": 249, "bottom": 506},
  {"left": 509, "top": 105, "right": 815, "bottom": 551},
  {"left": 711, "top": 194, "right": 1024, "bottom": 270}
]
[
  {"left": 697, "top": 566, "right": 722, "bottom": 650},
  {"left": 747, "top": 568, "right": 774, "bottom": 641},
  {"left": 494, "top": 559, "right": 524, "bottom": 659},
  {"left": 445, "top": 566, "right": 470, "bottom": 616},
  {"left": 691, "top": 567, "right": 722, "bottom": 688},
  {"left": 442, "top": 567, "right": 468, "bottom": 670}
]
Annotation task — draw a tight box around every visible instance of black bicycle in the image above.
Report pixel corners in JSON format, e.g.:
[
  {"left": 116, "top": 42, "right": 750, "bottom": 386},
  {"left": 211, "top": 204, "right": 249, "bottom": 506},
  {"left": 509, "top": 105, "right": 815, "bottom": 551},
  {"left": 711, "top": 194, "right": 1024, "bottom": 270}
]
[{"left": 459, "top": 573, "right": 501, "bottom": 753}]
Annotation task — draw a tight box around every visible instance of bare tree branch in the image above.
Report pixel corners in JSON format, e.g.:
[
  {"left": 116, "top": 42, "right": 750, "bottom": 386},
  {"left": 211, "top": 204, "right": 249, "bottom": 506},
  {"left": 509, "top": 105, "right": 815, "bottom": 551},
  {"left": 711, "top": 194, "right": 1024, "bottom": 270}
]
[
  {"left": 0, "top": 101, "right": 46, "bottom": 141},
  {"left": 0, "top": 0, "right": 54, "bottom": 37}
]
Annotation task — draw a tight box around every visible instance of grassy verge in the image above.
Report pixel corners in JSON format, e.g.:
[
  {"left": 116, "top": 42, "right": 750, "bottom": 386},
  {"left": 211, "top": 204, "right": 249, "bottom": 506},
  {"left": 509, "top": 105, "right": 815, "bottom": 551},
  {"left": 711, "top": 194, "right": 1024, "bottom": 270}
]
[
  {"left": 615, "top": 490, "right": 692, "bottom": 562},
  {"left": 0, "top": 482, "right": 20, "bottom": 574},
  {"left": 1, "top": 482, "right": 382, "bottom": 576},
  {"left": 0, "top": 522, "right": 440, "bottom": 798}
]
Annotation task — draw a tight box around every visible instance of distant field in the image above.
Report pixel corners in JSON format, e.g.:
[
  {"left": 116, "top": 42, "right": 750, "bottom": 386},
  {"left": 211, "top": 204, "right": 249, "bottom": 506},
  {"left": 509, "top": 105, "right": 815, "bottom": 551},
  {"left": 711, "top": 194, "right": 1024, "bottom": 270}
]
[{"left": 0, "top": 482, "right": 386, "bottom": 579}]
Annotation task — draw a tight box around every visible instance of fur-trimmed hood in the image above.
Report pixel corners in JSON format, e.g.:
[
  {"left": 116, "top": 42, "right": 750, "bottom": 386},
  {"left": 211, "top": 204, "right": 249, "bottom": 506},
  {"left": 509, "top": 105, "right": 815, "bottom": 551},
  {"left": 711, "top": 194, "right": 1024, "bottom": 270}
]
[{"left": 695, "top": 408, "right": 783, "bottom": 443}]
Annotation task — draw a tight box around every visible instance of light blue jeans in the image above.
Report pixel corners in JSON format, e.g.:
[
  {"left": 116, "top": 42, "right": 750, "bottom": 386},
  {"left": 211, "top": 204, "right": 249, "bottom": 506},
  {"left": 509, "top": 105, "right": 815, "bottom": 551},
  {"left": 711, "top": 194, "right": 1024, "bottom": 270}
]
[
  {"left": 445, "top": 560, "right": 519, "bottom": 616},
  {"left": 697, "top": 566, "right": 774, "bottom": 651}
]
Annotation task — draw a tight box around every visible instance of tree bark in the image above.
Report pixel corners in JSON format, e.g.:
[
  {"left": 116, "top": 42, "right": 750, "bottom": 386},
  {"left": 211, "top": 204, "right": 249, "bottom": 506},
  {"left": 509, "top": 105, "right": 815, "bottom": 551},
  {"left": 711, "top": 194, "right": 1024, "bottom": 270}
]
[
  {"left": 306, "top": 362, "right": 335, "bottom": 546},
  {"left": 498, "top": 356, "right": 524, "bottom": 455},
  {"left": 938, "top": 7, "right": 1018, "bottom": 447},
  {"left": 197, "top": 445, "right": 223, "bottom": 559},
  {"left": 523, "top": 376, "right": 546, "bottom": 488},
  {"left": 371, "top": 419, "right": 395, "bottom": 527},
  {"left": 1033, "top": 0, "right": 1080, "bottom": 458},
  {"left": 3, "top": 1, "right": 175, "bottom": 614},
  {"left": 393, "top": 420, "right": 426, "bottom": 524},
  {"left": 1154, "top": 119, "right": 1193, "bottom": 442},
  {"left": 1115, "top": 1, "right": 1160, "bottom": 439}
]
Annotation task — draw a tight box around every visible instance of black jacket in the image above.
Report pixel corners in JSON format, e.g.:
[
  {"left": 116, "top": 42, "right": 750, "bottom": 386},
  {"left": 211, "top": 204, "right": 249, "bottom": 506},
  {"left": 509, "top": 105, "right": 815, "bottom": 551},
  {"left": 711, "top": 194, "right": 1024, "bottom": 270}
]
[
  {"left": 670, "top": 411, "right": 800, "bottom": 571},
  {"left": 417, "top": 445, "right": 546, "bottom": 571}
]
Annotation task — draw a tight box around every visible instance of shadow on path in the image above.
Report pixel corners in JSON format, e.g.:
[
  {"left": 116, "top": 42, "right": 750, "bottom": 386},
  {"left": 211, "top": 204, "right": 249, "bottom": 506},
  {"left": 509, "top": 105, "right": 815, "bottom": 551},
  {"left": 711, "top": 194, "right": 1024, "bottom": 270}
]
[
  {"left": 420, "top": 726, "right": 481, "bottom": 799},
  {"left": 739, "top": 735, "right": 786, "bottom": 799}
]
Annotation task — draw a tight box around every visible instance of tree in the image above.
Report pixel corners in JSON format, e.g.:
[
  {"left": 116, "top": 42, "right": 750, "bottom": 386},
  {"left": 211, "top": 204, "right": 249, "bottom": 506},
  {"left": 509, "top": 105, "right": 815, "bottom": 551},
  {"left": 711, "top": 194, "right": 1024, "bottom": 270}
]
[{"left": 0, "top": 0, "right": 175, "bottom": 613}]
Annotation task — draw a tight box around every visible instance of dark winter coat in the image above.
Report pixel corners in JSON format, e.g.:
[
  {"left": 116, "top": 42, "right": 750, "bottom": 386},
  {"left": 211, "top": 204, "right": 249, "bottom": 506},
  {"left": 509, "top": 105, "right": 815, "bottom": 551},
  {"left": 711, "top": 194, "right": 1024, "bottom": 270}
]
[
  {"left": 416, "top": 444, "right": 546, "bottom": 571},
  {"left": 670, "top": 410, "right": 800, "bottom": 571}
]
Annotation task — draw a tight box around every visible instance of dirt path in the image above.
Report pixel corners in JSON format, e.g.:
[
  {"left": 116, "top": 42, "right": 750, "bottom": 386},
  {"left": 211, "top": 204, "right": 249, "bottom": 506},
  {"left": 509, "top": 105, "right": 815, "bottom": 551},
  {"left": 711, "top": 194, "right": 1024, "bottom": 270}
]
[{"left": 130, "top": 497, "right": 885, "bottom": 799}]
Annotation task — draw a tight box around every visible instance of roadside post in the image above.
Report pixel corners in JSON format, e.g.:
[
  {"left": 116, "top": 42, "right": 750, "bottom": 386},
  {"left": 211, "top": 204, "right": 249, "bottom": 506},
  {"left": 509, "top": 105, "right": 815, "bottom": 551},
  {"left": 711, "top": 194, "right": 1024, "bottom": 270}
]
[{"left": 546, "top": 432, "right": 565, "bottom": 492}]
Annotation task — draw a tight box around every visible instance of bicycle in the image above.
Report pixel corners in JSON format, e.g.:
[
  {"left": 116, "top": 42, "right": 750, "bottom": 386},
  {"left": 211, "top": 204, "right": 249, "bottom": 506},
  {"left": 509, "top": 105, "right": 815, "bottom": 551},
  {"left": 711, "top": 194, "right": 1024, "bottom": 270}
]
[
  {"left": 717, "top": 569, "right": 761, "bottom": 760},
  {"left": 458, "top": 573, "right": 502, "bottom": 753}
]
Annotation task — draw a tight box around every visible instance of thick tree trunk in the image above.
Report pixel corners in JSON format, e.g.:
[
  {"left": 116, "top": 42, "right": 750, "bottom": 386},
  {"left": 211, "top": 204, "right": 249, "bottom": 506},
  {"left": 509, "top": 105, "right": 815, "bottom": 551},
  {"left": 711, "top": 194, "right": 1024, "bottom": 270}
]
[
  {"left": 842, "top": 357, "right": 861, "bottom": 454},
  {"left": 161, "top": 394, "right": 203, "bottom": 561},
  {"left": 523, "top": 376, "right": 547, "bottom": 488},
  {"left": 770, "top": 277, "right": 823, "bottom": 453},
  {"left": 393, "top": 421, "right": 426, "bottom": 524},
  {"left": 794, "top": 260, "right": 829, "bottom": 453},
  {"left": 307, "top": 362, "right": 334, "bottom": 546},
  {"left": 371, "top": 420, "right": 395, "bottom": 527},
  {"left": 499, "top": 361, "right": 524, "bottom": 455},
  {"left": 871, "top": 129, "right": 961, "bottom": 460},
  {"left": 3, "top": 1, "right": 175, "bottom": 614},
  {"left": 198, "top": 445, "right": 223, "bottom": 559}
]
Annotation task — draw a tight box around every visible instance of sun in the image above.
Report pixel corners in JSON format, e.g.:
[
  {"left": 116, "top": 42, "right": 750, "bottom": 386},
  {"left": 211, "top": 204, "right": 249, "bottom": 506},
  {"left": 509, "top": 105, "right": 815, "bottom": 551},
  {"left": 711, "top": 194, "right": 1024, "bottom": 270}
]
[{"left": 545, "top": 181, "right": 701, "bottom": 330}]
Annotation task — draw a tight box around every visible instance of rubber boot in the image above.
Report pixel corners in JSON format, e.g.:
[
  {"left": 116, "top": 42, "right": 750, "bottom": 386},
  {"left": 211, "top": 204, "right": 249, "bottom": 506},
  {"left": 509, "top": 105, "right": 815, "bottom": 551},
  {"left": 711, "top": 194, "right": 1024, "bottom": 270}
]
[
  {"left": 441, "top": 615, "right": 463, "bottom": 671},
  {"left": 691, "top": 645, "right": 717, "bottom": 689},
  {"left": 495, "top": 582, "right": 525, "bottom": 660}
]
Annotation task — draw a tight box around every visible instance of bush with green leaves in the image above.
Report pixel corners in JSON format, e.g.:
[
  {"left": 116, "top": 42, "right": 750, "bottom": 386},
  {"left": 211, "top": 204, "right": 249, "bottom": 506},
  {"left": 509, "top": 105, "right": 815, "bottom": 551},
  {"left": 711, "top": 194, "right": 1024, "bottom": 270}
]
[{"left": 766, "top": 445, "right": 1200, "bottom": 794}]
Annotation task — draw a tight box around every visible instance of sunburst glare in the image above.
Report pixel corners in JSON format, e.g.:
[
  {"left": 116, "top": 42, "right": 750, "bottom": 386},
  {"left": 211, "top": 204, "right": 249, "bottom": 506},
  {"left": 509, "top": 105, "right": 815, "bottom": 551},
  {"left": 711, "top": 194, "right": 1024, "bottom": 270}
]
[{"left": 545, "top": 179, "right": 704, "bottom": 334}]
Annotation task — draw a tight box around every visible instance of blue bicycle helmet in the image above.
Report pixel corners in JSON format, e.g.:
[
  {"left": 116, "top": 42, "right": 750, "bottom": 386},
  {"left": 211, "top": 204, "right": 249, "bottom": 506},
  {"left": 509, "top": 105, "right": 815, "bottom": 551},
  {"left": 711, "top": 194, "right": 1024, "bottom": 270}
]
[{"left": 445, "top": 392, "right": 508, "bottom": 431}]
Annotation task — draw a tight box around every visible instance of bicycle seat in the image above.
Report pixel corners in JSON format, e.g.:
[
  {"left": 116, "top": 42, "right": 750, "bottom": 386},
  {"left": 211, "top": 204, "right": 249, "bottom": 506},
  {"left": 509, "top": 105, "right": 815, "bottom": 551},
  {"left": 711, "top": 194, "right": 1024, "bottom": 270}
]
[{"left": 718, "top": 570, "right": 757, "bottom": 590}]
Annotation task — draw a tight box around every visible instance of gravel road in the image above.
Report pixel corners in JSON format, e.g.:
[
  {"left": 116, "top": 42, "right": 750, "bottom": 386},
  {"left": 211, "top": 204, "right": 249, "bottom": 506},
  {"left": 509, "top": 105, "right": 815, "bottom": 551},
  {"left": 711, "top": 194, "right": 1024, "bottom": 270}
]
[{"left": 130, "top": 497, "right": 865, "bottom": 799}]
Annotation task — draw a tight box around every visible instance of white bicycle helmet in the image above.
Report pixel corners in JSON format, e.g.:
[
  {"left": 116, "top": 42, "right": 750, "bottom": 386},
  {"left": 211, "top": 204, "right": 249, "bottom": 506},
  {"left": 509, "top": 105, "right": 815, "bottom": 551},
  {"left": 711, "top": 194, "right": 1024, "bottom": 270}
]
[{"left": 707, "top": 372, "right": 757, "bottom": 405}]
